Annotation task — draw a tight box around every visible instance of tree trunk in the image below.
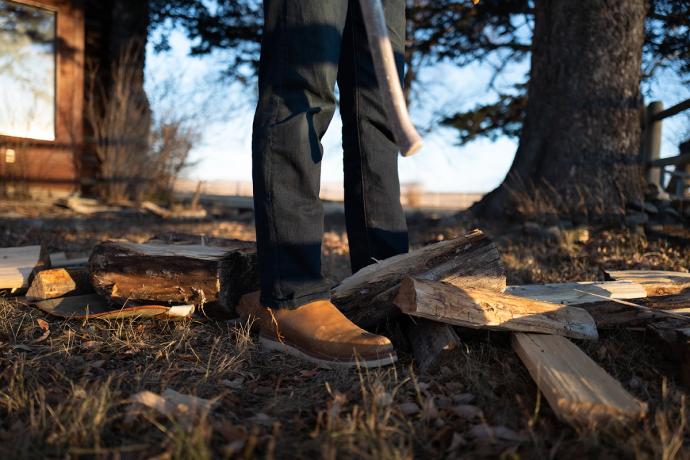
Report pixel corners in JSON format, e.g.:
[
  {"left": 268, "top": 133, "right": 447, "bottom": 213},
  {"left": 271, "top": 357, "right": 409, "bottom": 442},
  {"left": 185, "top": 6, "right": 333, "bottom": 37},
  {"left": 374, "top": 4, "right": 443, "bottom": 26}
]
[{"left": 474, "top": 0, "right": 647, "bottom": 224}]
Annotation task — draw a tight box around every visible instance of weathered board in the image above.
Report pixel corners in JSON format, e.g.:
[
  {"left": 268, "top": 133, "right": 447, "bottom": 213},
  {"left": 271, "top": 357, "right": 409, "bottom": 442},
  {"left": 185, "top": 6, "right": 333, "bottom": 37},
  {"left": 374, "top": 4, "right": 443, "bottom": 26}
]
[
  {"left": 395, "top": 277, "right": 598, "bottom": 340},
  {"left": 0, "top": 245, "right": 48, "bottom": 291},
  {"left": 505, "top": 281, "right": 647, "bottom": 305},
  {"left": 512, "top": 333, "right": 647, "bottom": 426},
  {"left": 604, "top": 270, "right": 690, "bottom": 296}
]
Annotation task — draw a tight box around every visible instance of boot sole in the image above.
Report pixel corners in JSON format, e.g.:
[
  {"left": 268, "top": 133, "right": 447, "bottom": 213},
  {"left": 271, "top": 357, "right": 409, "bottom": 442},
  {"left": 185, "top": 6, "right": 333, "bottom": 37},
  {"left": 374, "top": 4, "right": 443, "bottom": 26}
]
[{"left": 259, "top": 336, "right": 397, "bottom": 369}]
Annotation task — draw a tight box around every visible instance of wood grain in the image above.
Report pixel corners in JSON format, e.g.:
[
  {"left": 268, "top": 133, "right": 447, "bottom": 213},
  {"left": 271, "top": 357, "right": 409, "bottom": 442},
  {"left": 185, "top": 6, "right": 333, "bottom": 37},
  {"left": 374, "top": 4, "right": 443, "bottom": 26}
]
[
  {"left": 394, "top": 277, "right": 598, "bottom": 340},
  {"left": 512, "top": 333, "right": 647, "bottom": 426},
  {"left": 604, "top": 270, "right": 690, "bottom": 296},
  {"left": 0, "top": 245, "right": 48, "bottom": 290}
]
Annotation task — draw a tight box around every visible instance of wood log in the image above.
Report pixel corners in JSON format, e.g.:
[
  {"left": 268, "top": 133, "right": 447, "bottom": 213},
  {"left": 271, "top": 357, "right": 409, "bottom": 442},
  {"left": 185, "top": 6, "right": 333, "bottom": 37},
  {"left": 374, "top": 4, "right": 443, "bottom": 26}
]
[
  {"left": 404, "top": 318, "right": 462, "bottom": 373},
  {"left": 604, "top": 270, "right": 690, "bottom": 296},
  {"left": 89, "top": 240, "right": 258, "bottom": 315},
  {"left": 505, "top": 281, "right": 647, "bottom": 305},
  {"left": 26, "top": 268, "right": 93, "bottom": 301},
  {"left": 577, "top": 293, "right": 690, "bottom": 328},
  {"left": 512, "top": 333, "right": 647, "bottom": 427},
  {"left": 394, "top": 277, "right": 598, "bottom": 340},
  {"left": 0, "top": 245, "right": 49, "bottom": 291},
  {"left": 33, "top": 294, "right": 194, "bottom": 320},
  {"left": 332, "top": 229, "right": 505, "bottom": 328}
]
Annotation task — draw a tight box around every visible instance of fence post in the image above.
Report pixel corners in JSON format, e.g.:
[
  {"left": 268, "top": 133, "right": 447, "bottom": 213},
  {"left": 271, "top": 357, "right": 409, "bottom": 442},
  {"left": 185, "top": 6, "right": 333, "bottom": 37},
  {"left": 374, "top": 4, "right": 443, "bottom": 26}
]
[{"left": 642, "top": 101, "right": 664, "bottom": 187}]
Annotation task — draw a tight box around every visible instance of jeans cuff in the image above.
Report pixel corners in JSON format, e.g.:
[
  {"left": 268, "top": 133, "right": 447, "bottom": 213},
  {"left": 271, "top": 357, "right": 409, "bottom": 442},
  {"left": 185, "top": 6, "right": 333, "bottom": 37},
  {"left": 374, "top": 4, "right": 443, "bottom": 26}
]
[{"left": 259, "top": 290, "right": 331, "bottom": 310}]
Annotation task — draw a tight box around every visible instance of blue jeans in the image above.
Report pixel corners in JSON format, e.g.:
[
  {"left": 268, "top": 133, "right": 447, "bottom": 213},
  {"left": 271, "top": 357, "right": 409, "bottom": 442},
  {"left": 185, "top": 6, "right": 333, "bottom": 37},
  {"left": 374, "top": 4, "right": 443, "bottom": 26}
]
[{"left": 252, "top": 0, "right": 409, "bottom": 309}]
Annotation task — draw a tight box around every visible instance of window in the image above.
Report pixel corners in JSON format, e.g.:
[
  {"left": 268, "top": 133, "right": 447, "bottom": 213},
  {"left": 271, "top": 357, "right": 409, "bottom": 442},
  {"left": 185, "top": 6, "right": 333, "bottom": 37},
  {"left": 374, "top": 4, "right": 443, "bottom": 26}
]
[{"left": 0, "top": 0, "right": 56, "bottom": 141}]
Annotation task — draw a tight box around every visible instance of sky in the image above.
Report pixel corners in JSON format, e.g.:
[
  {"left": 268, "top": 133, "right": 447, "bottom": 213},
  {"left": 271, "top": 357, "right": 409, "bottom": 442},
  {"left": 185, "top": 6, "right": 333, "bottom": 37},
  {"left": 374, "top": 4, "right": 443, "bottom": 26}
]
[{"left": 145, "top": 31, "right": 690, "bottom": 194}]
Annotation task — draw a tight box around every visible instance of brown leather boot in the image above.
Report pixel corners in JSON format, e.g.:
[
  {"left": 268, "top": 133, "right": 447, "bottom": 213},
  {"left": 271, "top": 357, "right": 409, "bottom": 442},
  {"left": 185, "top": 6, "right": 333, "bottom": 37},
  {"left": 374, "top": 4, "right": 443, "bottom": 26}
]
[{"left": 237, "top": 292, "right": 397, "bottom": 369}]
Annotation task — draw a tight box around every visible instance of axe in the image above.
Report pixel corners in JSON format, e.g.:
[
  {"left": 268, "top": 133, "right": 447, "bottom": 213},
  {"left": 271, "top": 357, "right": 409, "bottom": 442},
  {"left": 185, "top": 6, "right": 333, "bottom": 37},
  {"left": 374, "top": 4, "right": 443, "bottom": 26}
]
[{"left": 359, "top": 0, "right": 422, "bottom": 157}]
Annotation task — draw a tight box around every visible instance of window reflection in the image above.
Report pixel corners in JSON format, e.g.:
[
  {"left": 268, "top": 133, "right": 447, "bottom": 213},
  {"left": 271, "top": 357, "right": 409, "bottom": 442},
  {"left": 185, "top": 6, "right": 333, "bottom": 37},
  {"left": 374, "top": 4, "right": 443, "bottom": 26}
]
[{"left": 0, "top": 0, "right": 56, "bottom": 141}]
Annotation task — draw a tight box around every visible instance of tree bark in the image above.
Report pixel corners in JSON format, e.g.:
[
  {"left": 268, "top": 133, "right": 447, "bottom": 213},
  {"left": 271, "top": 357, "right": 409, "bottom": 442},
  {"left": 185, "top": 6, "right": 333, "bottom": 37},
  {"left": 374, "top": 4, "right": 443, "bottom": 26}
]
[
  {"left": 474, "top": 0, "right": 647, "bottom": 224},
  {"left": 89, "top": 240, "right": 258, "bottom": 315},
  {"left": 332, "top": 229, "right": 505, "bottom": 328}
]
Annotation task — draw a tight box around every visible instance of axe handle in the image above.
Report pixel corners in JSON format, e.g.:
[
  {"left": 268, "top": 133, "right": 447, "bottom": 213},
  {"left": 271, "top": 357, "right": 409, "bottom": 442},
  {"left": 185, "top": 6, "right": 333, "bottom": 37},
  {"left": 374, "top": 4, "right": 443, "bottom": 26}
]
[{"left": 359, "top": 0, "right": 423, "bottom": 157}]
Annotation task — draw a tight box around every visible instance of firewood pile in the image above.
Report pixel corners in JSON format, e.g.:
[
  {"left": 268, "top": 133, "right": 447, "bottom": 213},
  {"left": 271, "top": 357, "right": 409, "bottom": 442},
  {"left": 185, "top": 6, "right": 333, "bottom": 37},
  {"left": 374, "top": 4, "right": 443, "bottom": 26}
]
[{"left": 2, "top": 229, "right": 690, "bottom": 428}]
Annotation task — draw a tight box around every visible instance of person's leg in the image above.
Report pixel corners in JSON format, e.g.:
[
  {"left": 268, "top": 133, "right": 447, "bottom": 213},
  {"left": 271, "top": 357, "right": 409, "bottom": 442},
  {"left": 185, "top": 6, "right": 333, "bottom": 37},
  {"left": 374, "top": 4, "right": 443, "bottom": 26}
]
[
  {"left": 338, "top": 0, "right": 409, "bottom": 274},
  {"left": 246, "top": 0, "right": 399, "bottom": 369},
  {"left": 252, "top": 0, "right": 348, "bottom": 308}
]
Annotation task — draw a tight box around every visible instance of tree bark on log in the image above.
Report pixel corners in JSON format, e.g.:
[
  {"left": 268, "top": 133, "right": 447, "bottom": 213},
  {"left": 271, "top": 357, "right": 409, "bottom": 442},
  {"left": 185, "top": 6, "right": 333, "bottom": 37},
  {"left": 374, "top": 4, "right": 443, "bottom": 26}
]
[
  {"left": 473, "top": 0, "right": 647, "bottom": 223},
  {"left": 394, "top": 277, "right": 598, "bottom": 340},
  {"left": 89, "top": 240, "right": 258, "bottom": 315},
  {"left": 332, "top": 229, "right": 505, "bottom": 328}
]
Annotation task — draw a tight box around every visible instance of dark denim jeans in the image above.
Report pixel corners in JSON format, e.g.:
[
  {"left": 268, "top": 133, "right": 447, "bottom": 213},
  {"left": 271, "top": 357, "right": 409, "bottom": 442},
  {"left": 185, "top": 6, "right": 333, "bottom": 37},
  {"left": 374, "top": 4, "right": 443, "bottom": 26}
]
[{"left": 252, "top": 0, "right": 409, "bottom": 309}]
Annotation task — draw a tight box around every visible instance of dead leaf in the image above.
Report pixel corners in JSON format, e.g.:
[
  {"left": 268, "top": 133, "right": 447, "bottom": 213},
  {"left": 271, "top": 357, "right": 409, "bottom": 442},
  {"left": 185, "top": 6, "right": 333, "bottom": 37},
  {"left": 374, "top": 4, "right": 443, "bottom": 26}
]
[
  {"left": 221, "top": 377, "right": 244, "bottom": 389},
  {"left": 452, "top": 393, "right": 475, "bottom": 404},
  {"left": 127, "top": 388, "right": 216, "bottom": 428},
  {"left": 446, "top": 432, "right": 466, "bottom": 452},
  {"left": 32, "top": 319, "right": 50, "bottom": 343},
  {"left": 216, "top": 421, "right": 248, "bottom": 455},
  {"left": 451, "top": 404, "right": 483, "bottom": 419},
  {"left": 299, "top": 369, "right": 319, "bottom": 378},
  {"left": 81, "top": 340, "right": 101, "bottom": 351},
  {"left": 467, "top": 425, "right": 527, "bottom": 443},
  {"left": 398, "top": 402, "right": 420, "bottom": 415},
  {"left": 12, "top": 344, "right": 32, "bottom": 352},
  {"left": 421, "top": 398, "right": 439, "bottom": 421}
]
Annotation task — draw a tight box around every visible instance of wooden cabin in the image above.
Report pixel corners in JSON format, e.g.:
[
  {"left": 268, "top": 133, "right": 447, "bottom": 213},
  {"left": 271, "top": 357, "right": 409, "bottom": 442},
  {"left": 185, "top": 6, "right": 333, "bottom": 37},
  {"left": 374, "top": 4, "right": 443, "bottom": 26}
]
[{"left": 0, "top": 0, "right": 148, "bottom": 197}]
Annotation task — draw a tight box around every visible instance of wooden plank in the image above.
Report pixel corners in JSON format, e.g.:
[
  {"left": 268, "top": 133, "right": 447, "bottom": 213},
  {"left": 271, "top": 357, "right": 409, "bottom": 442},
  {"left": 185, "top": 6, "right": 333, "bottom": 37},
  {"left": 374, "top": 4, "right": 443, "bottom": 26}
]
[
  {"left": 512, "top": 333, "right": 647, "bottom": 426},
  {"left": 33, "top": 294, "right": 194, "bottom": 320},
  {"left": 332, "top": 229, "right": 506, "bottom": 328},
  {"left": 604, "top": 270, "right": 690, "bottom": 296},
  {"left": 25, "top": 268, "right": 93, "bottom": 301},
  {"left": 394, "top": 277, "right": 598, "bottom": 340},
  {"left": 89, "top": 240, "right": 258, "bottom": 315},
  {"left": 0, "top": 245, "right": 48, "bottom": 290},
  {"left": 505, "top": 281, "right": 647, "bottom": 305},
  {"left": 578, "top": 293, "right": 690, "bottom": 328}
]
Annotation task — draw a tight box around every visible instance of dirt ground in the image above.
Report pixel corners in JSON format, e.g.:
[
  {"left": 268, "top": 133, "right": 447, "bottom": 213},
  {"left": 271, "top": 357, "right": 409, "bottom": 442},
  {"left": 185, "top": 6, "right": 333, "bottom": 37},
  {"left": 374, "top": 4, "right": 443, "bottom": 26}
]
[{"left": 1, "top": 199, "right": 689, "bottom": 459}]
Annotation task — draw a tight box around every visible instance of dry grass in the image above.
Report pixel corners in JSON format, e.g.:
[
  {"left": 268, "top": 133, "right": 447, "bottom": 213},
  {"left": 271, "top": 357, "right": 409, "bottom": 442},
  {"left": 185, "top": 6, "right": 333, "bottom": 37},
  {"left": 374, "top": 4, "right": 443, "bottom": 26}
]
[{"left": 1, "top": 209, "right": 690, "bottom": 458}]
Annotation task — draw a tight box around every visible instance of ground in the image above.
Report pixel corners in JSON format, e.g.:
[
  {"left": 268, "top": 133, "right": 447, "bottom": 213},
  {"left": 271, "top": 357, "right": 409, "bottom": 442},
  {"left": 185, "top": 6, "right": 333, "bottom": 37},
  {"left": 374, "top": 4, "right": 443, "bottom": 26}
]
[{"left": 0, "top": 199, "right": 689, "bottom": 459}]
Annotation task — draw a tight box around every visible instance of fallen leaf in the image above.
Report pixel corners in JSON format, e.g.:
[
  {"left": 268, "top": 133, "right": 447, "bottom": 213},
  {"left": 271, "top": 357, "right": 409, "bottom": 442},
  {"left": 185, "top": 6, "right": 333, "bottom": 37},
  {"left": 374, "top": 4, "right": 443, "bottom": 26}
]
[
  {"left": 398, "top": 402, "right": 420, "bottom": 415},
  {"left": 32, "top": 319, "right": 50, "bottom": 343},
  {"left": 12, "top": 344, "right": 32, "bottom": 352},
  {"left": 221, "top": 377, "right": 244, "bottom": 389},
  {"left": 81, "top": 340, "right": 101, "bottom": 351},
  {"left": 452, "top": 393, "right": 475, "bottom": 404},
  {"left": 451, "top": 404, "right": 483, "bottom": 419},
  {"left": 467, "top": 425, "right": 527, "bottom": 443},
  {"left": 421, "top": 398, "right": 439, "bottom": 421},
  {"left": 127, "top": 388, "right": 216, "bottom": 428},
  {"left": 446, "top": 432, "right": 466, "bottom": 452}
]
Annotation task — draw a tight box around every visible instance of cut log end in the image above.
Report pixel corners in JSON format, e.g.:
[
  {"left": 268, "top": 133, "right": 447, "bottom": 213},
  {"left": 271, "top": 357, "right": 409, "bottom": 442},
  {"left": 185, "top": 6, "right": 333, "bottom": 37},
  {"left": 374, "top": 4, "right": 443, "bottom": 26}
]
[{"left": 393, "top": 277, "right": 417, "bottom": 314}]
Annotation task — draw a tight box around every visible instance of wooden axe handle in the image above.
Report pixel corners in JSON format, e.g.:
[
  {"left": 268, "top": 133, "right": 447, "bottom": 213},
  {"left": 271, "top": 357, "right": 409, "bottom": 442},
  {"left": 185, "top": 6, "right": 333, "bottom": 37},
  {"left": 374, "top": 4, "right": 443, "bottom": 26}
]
[{"left": 359, "top": 0, "right": 423, "bottom": 157}]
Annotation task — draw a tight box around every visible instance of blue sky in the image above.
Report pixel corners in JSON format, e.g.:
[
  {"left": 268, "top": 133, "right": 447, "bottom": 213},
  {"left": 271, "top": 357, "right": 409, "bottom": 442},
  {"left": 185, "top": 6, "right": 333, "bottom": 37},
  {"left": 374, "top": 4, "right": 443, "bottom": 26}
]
[{"left": 146, "top": 31, "right": 689, "bottom": 193}]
